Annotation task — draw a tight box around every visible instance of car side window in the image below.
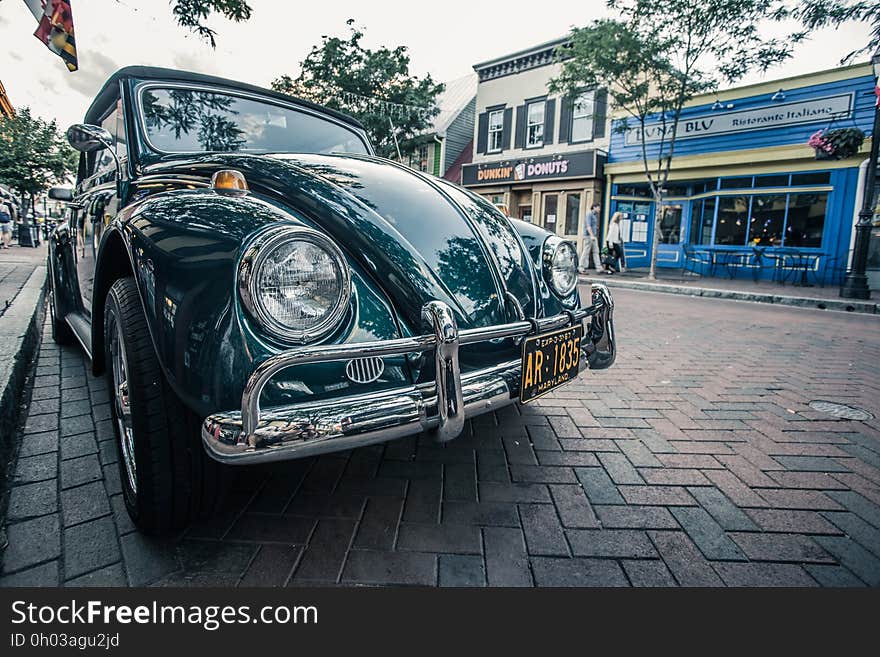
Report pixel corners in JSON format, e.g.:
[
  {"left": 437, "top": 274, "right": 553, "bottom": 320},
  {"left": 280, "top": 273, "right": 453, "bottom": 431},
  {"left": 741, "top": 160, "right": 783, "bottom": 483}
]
[{"left": 91, "top": 97, "right": 126, "bottom": 177}]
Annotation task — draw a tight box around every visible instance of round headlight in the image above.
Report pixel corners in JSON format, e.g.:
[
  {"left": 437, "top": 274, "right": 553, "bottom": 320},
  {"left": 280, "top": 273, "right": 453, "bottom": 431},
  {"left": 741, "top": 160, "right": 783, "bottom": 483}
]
[
  {"left": 542, "top": 236, "right": 579, "bottom": 297},
  {"left": 239, "top": 226, "right": 351, "bottom": 343}
]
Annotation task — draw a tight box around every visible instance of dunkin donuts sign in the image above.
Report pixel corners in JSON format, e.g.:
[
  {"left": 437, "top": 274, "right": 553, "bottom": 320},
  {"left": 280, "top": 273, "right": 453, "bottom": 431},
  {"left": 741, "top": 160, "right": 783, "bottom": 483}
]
[{"left": 463, "top": 151, "right": 596, "bottom": 186}]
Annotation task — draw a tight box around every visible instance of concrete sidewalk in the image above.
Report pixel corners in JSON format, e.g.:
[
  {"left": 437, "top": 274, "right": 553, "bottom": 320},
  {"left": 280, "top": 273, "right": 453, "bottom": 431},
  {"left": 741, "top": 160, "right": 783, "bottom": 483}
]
[
  {"left": 581, "top": 268, "right": 879, "bottom": 315},
  {"left": 0, "top": 242, "right": 48, "bottom": 500}
]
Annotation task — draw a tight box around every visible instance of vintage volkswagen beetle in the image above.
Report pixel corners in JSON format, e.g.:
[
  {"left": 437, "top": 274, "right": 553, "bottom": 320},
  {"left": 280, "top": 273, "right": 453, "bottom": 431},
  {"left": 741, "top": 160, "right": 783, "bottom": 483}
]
[{"left": 50, "top": 66, "right": 615, "bottom": 534}]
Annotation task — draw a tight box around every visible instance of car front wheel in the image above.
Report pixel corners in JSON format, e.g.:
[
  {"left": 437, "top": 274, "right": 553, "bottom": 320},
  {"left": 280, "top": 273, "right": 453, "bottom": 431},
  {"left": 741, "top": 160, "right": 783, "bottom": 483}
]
[{"left": 104, "top": 277, "right": 222, "bottom": 534}]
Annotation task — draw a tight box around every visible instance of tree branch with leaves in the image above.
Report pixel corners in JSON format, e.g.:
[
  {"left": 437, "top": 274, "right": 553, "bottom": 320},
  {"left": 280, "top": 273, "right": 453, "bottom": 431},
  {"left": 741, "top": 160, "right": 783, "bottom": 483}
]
[
  {"left": 0, "top": 108, "right": 77, "bottom": 220},
  {"left": 270, "top": 20, "right": 444, "bottom": 158}
]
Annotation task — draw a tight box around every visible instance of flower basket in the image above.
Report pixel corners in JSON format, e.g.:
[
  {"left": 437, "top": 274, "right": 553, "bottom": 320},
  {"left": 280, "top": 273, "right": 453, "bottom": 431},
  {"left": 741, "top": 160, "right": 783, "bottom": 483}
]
[{"left": 808, "top": 128, "right": 866, "bottom": 160}]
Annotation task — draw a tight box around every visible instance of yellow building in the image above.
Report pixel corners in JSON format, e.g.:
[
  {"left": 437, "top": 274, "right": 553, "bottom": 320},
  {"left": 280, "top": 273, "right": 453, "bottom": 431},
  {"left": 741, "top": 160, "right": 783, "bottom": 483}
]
[{"left": 0, "top": 80, "right": 13, "bottom": 118}]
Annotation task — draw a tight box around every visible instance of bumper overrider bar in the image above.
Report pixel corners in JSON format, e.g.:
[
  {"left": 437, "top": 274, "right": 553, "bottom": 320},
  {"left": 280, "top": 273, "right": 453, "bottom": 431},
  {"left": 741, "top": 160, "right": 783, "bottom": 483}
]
[{"left": 202, "top": 284, "right": 615, "bottom": 464}]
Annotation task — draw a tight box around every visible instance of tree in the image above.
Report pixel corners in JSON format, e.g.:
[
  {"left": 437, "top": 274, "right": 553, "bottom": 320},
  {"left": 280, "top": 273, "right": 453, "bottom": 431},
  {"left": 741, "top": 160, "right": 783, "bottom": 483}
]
[
  {"left": 169, "top": 0, "right": 253, "bottom": 48},
  {"left": 551, "top": 0, "right": 800, "bottom": 279},
  {"left": 785, "top": 1, "right": 880, "bottom": 63},
  {"left": 0, "top": 108, "right": 77, "bottom": 219},
  {"left": 270, "top": 20, "right": 444, "bottom": 158}
]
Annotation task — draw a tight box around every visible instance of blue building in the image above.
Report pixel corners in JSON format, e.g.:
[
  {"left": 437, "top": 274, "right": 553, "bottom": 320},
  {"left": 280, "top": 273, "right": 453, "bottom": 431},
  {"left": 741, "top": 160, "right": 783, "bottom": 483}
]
[{"left": 603, "top": 63, "right": 877, "bottom": 283}]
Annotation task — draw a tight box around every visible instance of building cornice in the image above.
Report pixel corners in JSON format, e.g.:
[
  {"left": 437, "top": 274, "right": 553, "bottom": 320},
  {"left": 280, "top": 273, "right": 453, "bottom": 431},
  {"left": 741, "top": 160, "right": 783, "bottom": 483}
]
[{"left": 473, "top": 37, "right": 569, "bottom": 83}]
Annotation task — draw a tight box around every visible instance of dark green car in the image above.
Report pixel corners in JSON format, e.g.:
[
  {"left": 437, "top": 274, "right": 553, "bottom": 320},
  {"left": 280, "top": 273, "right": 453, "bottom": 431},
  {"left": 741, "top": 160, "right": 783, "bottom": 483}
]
[{"left": 48, "top": 67, "right": 615, "bottom": 534}]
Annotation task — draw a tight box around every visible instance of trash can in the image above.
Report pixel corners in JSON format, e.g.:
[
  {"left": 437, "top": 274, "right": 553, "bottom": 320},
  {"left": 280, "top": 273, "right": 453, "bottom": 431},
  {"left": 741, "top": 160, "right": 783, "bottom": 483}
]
[{"left": 17, "top": 224, "right": 41, "bottom": 247}]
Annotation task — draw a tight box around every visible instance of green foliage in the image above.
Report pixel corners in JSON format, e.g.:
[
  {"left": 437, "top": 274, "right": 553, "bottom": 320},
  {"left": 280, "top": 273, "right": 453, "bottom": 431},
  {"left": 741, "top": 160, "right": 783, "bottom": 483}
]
[
  {"left": 170, "top": 0, "right": 253, "bottom": 48},
  {"left": 271, "top": 20, "right": 444, "bottom": 158},
  {"left": 0, "top": 108, "right": 77, "bottom": 199},
  {"left": 785, "top": 0, "right": 879, "bottom": 63},
  {"left": 551, "top": 0, "right": 801, "bottom": 278}
]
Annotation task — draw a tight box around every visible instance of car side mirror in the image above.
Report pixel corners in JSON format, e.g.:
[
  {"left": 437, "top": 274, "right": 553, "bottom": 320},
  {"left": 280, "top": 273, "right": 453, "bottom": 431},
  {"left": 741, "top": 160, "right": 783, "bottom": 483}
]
[
  {"left": 66, "top": 123, "right": 121, "bottom": 180},
  {"left": 48, "top": 186, "right": 74, "bottom": 202},
  {"left": 67, "top": 124, "right": 114, "bottom": 152}
]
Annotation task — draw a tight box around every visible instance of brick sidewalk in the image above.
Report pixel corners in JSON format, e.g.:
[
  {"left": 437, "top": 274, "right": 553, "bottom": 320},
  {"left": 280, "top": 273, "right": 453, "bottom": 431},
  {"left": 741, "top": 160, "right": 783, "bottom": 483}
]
[{"left": 1, "top": 288, "right": 879, "bottom": 586}]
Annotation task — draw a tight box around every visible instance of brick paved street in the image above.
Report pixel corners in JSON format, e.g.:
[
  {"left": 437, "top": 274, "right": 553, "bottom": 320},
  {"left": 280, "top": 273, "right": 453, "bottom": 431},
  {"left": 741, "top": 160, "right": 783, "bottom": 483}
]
[{"left": 2, "top": 287, "right": 880, "bottom": 587}]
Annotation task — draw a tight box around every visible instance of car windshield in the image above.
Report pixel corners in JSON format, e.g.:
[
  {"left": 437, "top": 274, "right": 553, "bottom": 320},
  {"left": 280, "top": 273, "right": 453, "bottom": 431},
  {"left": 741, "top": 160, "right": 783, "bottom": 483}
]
[{"left": 139, "top": 87, "right": 369, "bottom": 155}]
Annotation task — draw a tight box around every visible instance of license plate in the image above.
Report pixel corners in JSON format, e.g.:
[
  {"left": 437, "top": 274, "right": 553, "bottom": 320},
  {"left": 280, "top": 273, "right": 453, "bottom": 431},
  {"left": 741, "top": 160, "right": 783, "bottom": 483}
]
[{"left": 519, "top": 324, "right": 584, "bottom": 403}]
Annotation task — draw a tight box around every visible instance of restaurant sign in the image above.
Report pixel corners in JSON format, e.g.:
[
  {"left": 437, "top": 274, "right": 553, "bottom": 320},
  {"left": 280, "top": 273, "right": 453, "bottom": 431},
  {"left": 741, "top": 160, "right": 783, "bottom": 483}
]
[
  {"left": 623, "top": 93, "right": 854, "bottom": 146},
  {"left": 462, "top": 151, "right": 596, "bottom": 186}
]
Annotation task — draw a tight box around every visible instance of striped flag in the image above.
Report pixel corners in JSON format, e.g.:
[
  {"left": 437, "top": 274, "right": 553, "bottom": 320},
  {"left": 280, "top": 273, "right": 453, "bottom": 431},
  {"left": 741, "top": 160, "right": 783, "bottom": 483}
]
[{"left": 23, "top": 0, "right": 78, "bottom": 72}]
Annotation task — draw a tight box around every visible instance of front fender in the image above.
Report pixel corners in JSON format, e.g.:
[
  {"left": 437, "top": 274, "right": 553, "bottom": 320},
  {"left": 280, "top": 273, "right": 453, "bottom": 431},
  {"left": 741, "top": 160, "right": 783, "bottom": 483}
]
[
  {"left": 510, "top": 218, "right": 580, "bottom": 316},
  {"left": 96, "top": 188, "right": 408, "bottom": 419}
]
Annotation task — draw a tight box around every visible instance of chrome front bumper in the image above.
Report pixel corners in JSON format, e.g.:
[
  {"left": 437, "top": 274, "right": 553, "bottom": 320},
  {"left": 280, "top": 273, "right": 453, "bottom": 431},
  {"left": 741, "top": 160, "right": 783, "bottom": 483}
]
[{"left": 201, "top": 283, "right": 615, "bottom": 464}]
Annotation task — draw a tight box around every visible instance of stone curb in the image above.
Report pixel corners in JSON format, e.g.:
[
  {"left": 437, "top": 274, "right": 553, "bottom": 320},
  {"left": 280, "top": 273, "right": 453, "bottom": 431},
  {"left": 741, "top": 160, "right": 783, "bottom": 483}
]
[
  {"left": 581, "top": 275, "right": 879, "bottom": 315},
  {"left": 0, "top": 266, "right": 47, "bottom": 488}
]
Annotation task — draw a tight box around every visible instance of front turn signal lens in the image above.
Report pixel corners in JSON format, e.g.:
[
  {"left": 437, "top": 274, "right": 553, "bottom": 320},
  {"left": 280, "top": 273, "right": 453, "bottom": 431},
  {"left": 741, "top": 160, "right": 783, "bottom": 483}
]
[{"left": 211, "top": 169, "right": 249, "bottom": 193}]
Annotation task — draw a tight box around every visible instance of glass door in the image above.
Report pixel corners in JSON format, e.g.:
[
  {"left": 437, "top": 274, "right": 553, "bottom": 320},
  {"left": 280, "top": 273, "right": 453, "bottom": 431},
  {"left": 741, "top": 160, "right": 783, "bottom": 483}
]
[
  {"left": 657, "top": 203, "right": 685, "bottom": 267},
  {"left": 543, "top": 194, "right": 558, "bottom": 233},
  {"left": 613, "top": 199, "right": 652, "bottom": 268},
  {"left": 560, "top": 192, "right": 582, "bottom": 241}
]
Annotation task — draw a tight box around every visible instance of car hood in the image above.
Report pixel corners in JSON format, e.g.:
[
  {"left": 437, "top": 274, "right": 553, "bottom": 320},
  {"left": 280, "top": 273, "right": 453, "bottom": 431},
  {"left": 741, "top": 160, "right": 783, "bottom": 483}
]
[{"left": 146, "top": 152, "right": 538, "bottom": 332}]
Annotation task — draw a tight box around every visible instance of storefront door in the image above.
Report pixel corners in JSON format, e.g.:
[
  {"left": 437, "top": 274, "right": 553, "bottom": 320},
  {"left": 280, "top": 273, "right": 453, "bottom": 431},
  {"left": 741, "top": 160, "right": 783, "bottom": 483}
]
[
  {"left": 542, "top": 194, "right": 559, "bottom": 233},
  {"left": 559, "top": 192, "right": 583, "bottom": 241},
  {"left": 656, "top": 203, "right": 686, "bottom": 267},
  {"left": 613, "top": 200, "right": 652, "bottom": 268}
]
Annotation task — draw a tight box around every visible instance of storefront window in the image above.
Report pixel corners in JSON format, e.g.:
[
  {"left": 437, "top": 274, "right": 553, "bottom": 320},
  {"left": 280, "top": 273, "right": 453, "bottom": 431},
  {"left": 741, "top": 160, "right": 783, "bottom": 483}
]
[
  {"left": 748, "top": 194, "right": 786, "bottom": 246},
  {"left": 785, "top": 193, "right": 827, "bottom": 247},
  {"left": 527, "top": 102, "right": 544, "bottom": 148},
  {"left": 565, "top": 194, "right": 581, "bottom": 235},
  {"left": 543, "top": 194, "right": 558, "bottom": 231},
  {"left": 755, "top": 174, "right": 789, "bottom": 188},
  {"left": 488, "top": 109, "right": 504, "bottom": 152},
  {"left": 791, "top": 172, "right": 831, "bottom": 186},
  {"left": 658, "top": 204, "right": 682, "bottom": 243},
  {"left": 720, "top": 176, "right": 753, "bottom": 190},
  {"left": 689, "top": 197, "right": 715, "bottom": 245},
  {"left": 615, "top": 183, "right": 651, "bottom": 197},
  {"left": 715, "top": 196, "right": 750, "bottom": 245}
]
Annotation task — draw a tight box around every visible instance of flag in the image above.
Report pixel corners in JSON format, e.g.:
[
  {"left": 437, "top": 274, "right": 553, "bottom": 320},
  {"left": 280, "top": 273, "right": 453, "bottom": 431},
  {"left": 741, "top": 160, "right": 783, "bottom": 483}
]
[{"left": 23, "top": 0, "right": 78, "bottom": 72}]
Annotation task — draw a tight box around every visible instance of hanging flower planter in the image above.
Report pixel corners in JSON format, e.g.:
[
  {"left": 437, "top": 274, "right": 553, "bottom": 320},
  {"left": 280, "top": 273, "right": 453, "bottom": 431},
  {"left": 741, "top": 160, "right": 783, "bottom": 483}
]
[{"left": 807, "top": 128, "right": 866, "bottom": 160}]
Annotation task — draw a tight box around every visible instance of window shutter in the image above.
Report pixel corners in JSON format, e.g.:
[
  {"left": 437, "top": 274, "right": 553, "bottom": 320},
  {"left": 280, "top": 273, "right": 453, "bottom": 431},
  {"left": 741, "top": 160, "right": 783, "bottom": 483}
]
[
  {"left": 476, "top": 112, "right": 489, "bottom": 154},
  {"left": 514, "top": 105, "right": 526, "bottom": 149},
  {"left": 502, "top": 107, "right": 513, "bottom": 150},
  {"left": 593, "top": 90, "right": 608, "bottom": 139},
  {"left": 544, "top": 98, "right": 556, "bottom": 145},
  {"left": 558, "top": 97, "right": 571, "bottom": 143}
]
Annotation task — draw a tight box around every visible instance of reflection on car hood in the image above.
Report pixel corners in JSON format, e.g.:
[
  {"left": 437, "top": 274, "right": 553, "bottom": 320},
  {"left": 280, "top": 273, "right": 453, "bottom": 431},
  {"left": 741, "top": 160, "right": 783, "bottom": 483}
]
[
  {"left": 142, "top": 152, "right": 538, "bottom": 332},
  {"left": 270, "top": 153, "right": 537, "bottom": 330}
]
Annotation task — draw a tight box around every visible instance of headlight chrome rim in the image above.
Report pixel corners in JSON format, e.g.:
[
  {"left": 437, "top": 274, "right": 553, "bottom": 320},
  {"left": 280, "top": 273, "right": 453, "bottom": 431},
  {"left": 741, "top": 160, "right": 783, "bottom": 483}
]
[
  {"left": 239, "top": 225, "right": 352, "bottom": 344},
  {"left": 542, "top": 236, "right": 579, "bottom": 297}
]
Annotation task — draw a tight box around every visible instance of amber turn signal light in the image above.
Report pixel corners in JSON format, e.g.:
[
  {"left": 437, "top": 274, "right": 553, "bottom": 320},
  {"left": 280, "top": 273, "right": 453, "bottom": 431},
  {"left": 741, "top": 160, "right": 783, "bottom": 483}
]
[{"left": 211, "top": 169, "right": 249, "bottom": 193}]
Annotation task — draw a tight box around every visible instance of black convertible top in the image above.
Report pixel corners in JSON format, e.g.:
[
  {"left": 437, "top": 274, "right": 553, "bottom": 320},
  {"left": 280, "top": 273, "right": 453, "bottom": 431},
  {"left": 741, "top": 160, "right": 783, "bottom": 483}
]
[{"left": 84, "top": 65, "right": 365, "bottom": 131}]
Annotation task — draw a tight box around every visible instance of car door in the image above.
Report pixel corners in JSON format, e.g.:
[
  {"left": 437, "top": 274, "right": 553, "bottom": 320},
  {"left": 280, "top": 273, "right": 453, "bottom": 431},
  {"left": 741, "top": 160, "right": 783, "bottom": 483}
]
[{"left": 73, "top": 100, "right": 125, "bottom": 315}]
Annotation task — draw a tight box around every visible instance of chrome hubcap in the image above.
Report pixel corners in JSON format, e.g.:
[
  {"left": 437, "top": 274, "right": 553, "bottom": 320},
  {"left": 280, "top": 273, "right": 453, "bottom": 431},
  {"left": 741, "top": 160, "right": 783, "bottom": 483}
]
[{"left": 111, "top": 321, "right": 137, "bottom": 494}]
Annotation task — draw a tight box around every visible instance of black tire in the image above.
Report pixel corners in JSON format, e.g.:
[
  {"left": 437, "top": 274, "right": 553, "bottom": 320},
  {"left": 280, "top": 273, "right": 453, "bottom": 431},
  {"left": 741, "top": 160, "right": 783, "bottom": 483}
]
[
  {"left": 48, "top": 276, "right": 74, "bottom": 345},
  {"left": 104, "top": 277, "right": 223, "bottom": 534}
]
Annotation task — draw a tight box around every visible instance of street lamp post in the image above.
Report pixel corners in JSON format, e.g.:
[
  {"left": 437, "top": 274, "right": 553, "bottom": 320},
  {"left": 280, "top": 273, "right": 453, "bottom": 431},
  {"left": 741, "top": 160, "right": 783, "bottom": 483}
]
[{"left": 840, "top": 47, "right": 880, "bottom": 299}]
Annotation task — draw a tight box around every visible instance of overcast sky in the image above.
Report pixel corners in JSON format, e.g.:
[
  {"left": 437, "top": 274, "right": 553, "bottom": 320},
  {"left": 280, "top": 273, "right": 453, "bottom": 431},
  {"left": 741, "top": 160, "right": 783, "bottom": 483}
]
[{"left": 0, "top": 0, "right": 874, "bottom": 129}]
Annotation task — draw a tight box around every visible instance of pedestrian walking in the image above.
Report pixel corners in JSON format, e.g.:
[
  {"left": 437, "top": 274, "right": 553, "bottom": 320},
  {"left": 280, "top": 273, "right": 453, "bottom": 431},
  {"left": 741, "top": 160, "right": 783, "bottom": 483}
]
[
  {"left": 579, "top": 202, "right": 602, "bottom": 273},
  {"left": 601, "top": 211, "right": 626, "bottom": 274},
  {"left": 0, "top": 197, "right": 14, "bottom": 249}
]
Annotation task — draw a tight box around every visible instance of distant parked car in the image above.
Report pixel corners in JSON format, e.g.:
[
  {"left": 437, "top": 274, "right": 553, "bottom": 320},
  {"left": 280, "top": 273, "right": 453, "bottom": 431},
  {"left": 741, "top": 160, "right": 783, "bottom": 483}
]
[{"left": 49, "top": 66, "right": 616, "bottom": 534}]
